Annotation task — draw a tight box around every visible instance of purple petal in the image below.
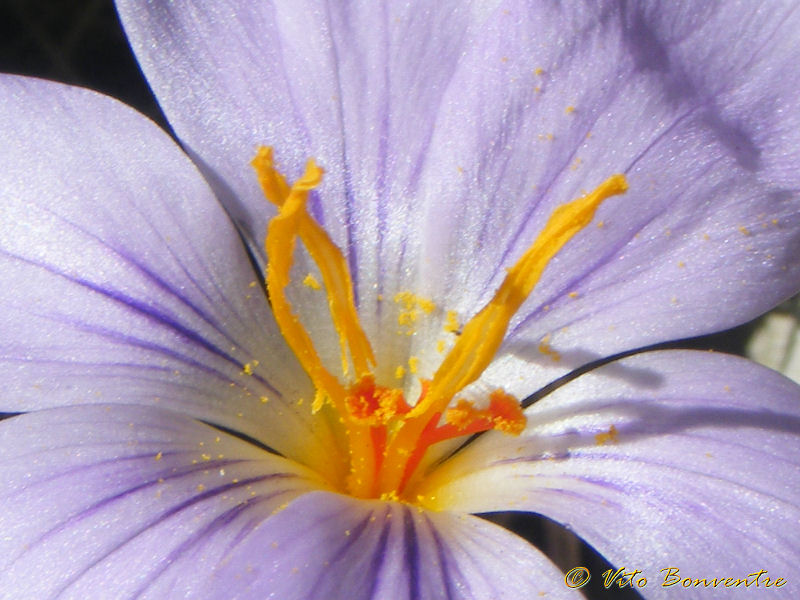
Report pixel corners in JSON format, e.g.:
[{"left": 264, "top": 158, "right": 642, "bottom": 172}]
[
  {"left": 0, "top": 75, "right": 340, "bottom": 473},
  {"left": 206, "top": 491, "right": 583, "bottom": 600},
  {"left": 118, "top": 2, "right": 800, "bottom": 392},
  {"left": 0, "top": 404, "right": 582, "bottom": 599},
  {"left": 420, "top": 351, "right": 800, "bottom": 590},
  {"left": 0, "top": 404, "right": 325, "bottom": 598}
]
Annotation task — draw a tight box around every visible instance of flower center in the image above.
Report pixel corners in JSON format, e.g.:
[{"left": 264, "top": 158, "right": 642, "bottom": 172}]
[{"left": 252, "top": 146, "right": 627, "bottom": 501}]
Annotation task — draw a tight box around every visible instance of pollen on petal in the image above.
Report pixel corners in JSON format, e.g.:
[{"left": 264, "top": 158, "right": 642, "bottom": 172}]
[
  {"left": 395, "top": 291, "right": 436, "bottom": 334},
  {"left": 444, "top": 310, "right": 460, "bottom": 334},
  {"left": 538, "top": 333, "right": 561, "bottom": 362},
  {"left": 303, "top": 273, "right": 322, "bottom": 289},
  {"left": 595, "top": 424, "right": 619, "bottom": 445}
]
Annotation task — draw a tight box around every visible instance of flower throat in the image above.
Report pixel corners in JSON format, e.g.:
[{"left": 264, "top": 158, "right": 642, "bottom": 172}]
[{"left": 252, "top": 146, "right": 627, "bottom": 501}]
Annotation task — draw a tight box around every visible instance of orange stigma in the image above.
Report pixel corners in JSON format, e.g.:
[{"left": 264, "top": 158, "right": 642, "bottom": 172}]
[{"left": 252, "top": 146, "right": 627, "bottom": 500}]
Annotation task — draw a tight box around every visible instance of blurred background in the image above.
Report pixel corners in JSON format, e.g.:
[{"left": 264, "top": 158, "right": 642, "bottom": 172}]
[{"left": 2, "top": 1, "right": 798, "bottom": 598}]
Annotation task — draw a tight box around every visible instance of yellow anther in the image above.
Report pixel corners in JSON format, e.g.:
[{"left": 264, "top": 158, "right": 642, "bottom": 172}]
[
  {"left": 538, "top": 333, "right": 561, "bottom": 362},
  {"left": 595, "top": 424, "right": 619, "bottom": 445},
  {"left": 413, "top": 174, "right": 626, "bottom": 419}
]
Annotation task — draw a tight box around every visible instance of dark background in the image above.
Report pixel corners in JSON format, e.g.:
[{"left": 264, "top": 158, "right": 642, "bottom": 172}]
[
  {"left": 0, "top": 0, "right": 166, "bottom": 126},
  {"left": 1, "top": 1, "right": 770, "bottom": 599}
]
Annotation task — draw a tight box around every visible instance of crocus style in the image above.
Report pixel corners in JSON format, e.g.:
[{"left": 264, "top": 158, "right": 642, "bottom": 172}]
[{"left": 1, "top": 2, "right": 800, "bottom": 599}]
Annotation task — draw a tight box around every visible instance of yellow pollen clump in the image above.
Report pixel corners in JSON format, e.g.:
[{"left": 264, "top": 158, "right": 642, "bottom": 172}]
[
  {"left": 595, "top": 424, "right": 619, "bottom": 446},
  {"left": 408, "top": 356, "right": 419, "bottom": 374},
  {"left": 251, "top": 145, "right": 627, "bottom": 500},
  {"left": 242, "top": 360, "right": 258, "bottom": 375},
  {"left": 394, "top": 291, "right": 436, "bottom": 334},
  {"left": 444, "top": 310, "right": 460, "bottom": 334},
  {"left": 303, "top": 273, "right": 322, "bottom": 289},
  {"left": 445, "top": 391, "right": 525, "bottom": 435},
  {"left": 538, "top": 333, "right": 561, "bottom": 362}
]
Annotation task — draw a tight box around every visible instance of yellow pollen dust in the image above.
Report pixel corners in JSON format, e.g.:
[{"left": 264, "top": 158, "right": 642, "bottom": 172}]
[
  {"left": 444, "top": 310, "right": 460, "bottom": 334},
  {"left": 595, "top": 424, "right": 619, "bottom": 445},
  {"left": 538, "top": 333, "right": 561, "bottom": 362},
  {"left": 395, "top": 291, "right": 436, "bottom": 335},
  {"left": 303, "top": 273, "right": 322, "bottom": 289},
  {"left": 408, "top": 356, "right": 420, "bottom": 374},
  {"left": 251, "top": 146, "right": 627, "bottom": 501}
]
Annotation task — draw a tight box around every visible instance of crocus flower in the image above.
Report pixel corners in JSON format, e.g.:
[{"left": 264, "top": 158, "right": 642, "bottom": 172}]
[{"left": 2, "top": 1, "right": 800, "bottom": 598}]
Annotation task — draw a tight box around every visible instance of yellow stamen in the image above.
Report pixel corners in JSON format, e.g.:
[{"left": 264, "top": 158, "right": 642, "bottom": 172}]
[
  {"left": 253, "top": 145, "right": 627, "bottom": 499},
  {"left": 378, "top": 173, "right": 627, "bottom": 493},
  {"left": 408, "top": 175, "right": 625, "bottom": 421},
  {"left": 253, "top": 147, "right": 382, "bottom": 497}
]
